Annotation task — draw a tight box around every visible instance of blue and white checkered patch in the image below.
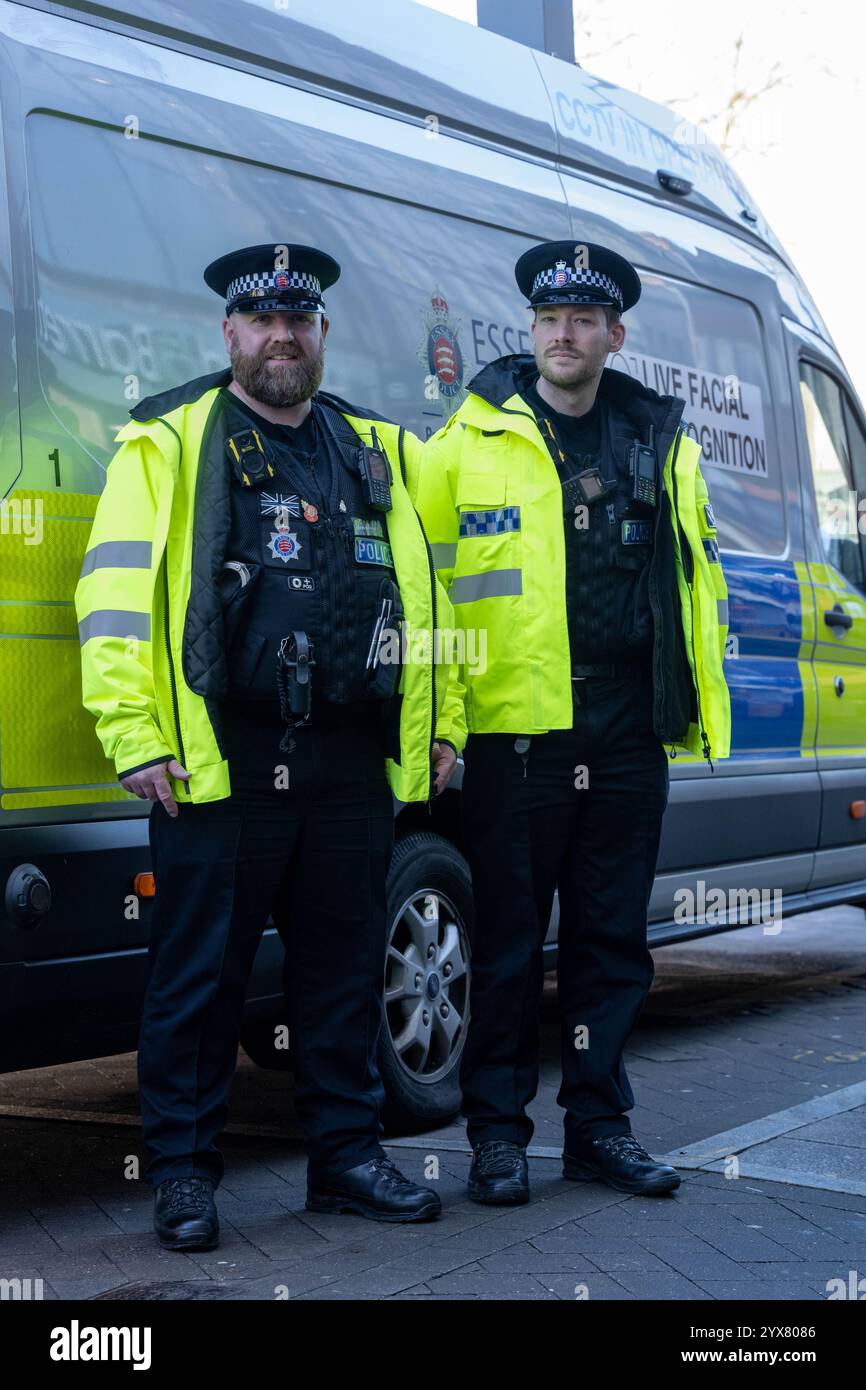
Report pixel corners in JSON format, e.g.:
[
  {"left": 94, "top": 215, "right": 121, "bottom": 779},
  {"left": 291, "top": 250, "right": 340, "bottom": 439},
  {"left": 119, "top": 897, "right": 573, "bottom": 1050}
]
[
  {"left": 227, "top": 268, "right": 322, "bottom": 301},
  {"left": 532, "top": 263, "right": 623, "bottom": 309},
  {"left": 702, "top": 536, "right": 721, "bottom": 564},
  {"left": 459, "top": 506, "right": 521, "bottom": 538}
]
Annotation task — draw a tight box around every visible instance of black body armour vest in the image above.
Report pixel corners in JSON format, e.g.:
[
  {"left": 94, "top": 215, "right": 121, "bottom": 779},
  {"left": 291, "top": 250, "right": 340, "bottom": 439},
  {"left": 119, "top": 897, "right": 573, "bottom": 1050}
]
[
  {"left": 538, "top": 396, "right": 656, "bottom": 666},
  {"left": 217, "top": 395, "right": 402, "bottom": 721}
]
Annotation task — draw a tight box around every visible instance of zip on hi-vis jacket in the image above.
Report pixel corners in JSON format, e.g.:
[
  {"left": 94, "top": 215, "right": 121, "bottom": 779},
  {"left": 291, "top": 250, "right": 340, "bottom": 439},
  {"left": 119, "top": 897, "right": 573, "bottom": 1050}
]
[
  {"left": 668, "top": 427, "right": 714, "bottom": 772},
  {"left": 399, "top": 425, "right": 438, "bottom": 810}
]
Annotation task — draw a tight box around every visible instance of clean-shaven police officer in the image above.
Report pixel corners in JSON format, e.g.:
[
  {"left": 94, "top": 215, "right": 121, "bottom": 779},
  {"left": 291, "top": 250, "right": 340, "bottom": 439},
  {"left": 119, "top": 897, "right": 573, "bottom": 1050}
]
[
  {"left": 409, "top": 240, "right": 731, "bottom": 1204},
  {"left": 74, "top": 244, "right": 466, "bottom": 1247}
]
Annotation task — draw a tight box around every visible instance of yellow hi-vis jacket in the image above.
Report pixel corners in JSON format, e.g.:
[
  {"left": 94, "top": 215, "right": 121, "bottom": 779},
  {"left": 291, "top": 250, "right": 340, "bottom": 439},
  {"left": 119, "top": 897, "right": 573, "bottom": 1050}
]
[
  {"left": 407, "top": 357, "right": 731, "bottom": 766},
  {"left": 74, "top": 370, "right": 467, "bottom": 805}
]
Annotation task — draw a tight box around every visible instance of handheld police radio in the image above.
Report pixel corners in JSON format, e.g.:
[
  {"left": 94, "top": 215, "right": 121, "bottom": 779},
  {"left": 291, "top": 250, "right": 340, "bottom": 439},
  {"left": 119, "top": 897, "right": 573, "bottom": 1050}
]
[
  {"left": 627, "top": 424, "right": 658, "bottom": 509},
  {"left": 356, "top": 427, "right": 393, "bottom": 512}
]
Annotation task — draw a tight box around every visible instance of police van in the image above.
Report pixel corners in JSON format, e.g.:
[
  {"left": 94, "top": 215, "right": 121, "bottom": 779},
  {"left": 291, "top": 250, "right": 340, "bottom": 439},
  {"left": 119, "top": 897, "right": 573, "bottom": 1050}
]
[{"left": 1, "top": 0, "right": 865, "bottom": 1128}]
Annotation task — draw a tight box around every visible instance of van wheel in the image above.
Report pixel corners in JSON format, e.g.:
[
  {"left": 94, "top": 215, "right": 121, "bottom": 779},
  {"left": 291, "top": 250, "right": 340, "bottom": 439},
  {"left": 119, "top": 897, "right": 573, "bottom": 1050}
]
[
  {"left": 240, "top": 832, "right": 474, "bottom": 1135},
  {"left": 379, "top": 832, "right": 474, "bottom": 1134}
]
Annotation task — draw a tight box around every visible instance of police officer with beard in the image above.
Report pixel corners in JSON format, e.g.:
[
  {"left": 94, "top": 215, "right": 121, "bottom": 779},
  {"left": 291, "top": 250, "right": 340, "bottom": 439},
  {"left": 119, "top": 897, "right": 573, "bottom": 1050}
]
[
  {"left": 75, "top": 244, "right": 466, "bottom": 1247},
  {"left": 409, "top": 240, "right": 731, "bottom": 1205}
]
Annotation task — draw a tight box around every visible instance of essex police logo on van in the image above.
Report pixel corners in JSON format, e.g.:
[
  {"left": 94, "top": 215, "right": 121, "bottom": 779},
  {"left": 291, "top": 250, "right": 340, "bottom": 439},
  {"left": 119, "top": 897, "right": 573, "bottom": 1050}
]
[
  {"left": 418, "top": 291, "right": 466, "bottom": 415},
  {"left": 609, "top": 349, "right": 768, "bottom": 476}
]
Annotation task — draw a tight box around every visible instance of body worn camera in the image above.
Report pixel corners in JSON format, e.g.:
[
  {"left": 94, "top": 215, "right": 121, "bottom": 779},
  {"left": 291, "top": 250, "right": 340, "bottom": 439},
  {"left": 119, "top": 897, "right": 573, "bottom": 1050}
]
[
  {"left": 225, "top": 428, "right": 276, "bottom": 488},
  {"left": 357, "top": 426, "right": 393, "bottom": 512},
  {"left": 561, "top": 466, "right": 616, "bottom": 511}
]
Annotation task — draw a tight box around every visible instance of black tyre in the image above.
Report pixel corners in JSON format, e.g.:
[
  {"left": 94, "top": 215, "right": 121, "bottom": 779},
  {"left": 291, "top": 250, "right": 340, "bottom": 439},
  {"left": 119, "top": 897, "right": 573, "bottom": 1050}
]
[{"left": 378, "top": 831, "right": 474, "bottom": 1133}]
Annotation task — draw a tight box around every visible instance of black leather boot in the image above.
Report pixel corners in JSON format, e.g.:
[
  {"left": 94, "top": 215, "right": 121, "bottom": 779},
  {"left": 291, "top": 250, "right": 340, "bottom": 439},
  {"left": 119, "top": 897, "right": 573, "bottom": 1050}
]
[
  {"left": 468, "top": 1140, "right": 530, "bottom": 1205},
  {"left": 153, "top": 1176, "right": 219, "bottom": 1250},
  {"left": 563, "top": 1134, "right": 681, "bottom": 1195},
  {"left": 306, "top": 1156, "right": 441, "bottom": 1222}
]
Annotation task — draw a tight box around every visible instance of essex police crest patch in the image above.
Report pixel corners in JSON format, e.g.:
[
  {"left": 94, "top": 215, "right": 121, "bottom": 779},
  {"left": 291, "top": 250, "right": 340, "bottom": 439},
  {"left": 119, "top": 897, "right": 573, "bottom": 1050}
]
[{"left": 268, "top": 530, "right": 302, "bottom": 563}]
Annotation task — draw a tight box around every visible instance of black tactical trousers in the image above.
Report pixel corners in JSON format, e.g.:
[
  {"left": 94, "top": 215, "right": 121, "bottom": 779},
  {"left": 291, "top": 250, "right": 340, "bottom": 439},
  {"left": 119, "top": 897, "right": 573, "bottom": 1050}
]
[
  {"left": 138, "top": 702, "right": 394, "bottom": 1189},
  {"left": 459, "top": 665, "right": 670, "bottom": 1150}
]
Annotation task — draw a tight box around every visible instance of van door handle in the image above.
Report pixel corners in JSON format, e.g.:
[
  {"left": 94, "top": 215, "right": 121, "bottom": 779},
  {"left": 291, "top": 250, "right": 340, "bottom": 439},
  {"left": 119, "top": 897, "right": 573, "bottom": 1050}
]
[{"left": 824, "top": 604, "right": 853, "bottom": 631}]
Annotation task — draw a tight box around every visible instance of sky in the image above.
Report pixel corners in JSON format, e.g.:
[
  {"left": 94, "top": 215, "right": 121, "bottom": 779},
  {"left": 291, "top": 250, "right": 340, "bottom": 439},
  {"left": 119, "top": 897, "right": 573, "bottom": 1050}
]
[{"left": 413, "top": 0, "right": 866, "bottom": 403}]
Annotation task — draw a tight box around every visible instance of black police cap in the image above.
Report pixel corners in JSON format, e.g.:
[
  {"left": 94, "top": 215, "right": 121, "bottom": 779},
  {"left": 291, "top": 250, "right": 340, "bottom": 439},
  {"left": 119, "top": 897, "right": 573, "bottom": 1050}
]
[
  {"left": 515, "top": 240, "right": 641, "bottom": 313},
  {"left": 203, "top": 243, "right": 340, "bottom": 315}
]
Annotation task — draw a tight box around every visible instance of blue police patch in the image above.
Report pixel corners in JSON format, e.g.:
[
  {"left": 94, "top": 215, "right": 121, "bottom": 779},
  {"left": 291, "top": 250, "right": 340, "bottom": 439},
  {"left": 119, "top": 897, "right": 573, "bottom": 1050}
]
[
  {"left": 354, "top": 536, "right": 394, "bottom": 567},
  {"left": 621, "top": 519, "right": 653, "bottom": 545},
  {"left": 704, "top": 502, "right": 717, "bottom": 529},
  {"left": 459, "top": 506, "right": 521, "bottom": 538}
]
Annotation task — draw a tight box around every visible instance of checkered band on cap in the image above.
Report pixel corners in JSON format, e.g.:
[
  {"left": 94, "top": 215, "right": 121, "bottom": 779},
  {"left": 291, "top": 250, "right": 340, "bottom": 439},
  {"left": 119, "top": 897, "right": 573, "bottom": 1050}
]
[
  {"left": 532, "top": 263, "right": 623, "bottom": 308},
  {"left": 226, "top": 268, "right": 322, "bottom": 302}
]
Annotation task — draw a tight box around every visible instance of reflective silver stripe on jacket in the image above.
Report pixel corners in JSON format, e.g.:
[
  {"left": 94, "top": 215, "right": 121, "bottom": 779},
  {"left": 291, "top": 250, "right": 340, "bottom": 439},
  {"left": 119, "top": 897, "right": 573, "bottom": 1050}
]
[
  {"left": 449, "top": 569, "right": 522, "bottom": 604},
  {"left": 78, "top": 610, "right": 152, "bottom": 644},
  {"left": 79, "top": 540, "right": 153, "bottom": 577},
  {"left": 717, "top": 598, "right": 729, "bottom": 625}
]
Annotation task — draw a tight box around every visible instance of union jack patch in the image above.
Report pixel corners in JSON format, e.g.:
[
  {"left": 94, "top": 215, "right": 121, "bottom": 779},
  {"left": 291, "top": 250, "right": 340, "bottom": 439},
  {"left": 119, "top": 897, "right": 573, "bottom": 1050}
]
[{"left": 260, "top": 492, "right": 300, "bottom": 517}]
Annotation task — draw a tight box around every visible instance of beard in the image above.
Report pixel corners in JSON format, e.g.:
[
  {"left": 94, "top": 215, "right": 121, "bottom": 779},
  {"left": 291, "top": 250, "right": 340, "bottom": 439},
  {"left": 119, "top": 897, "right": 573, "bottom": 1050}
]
[{"left": 229, "top": 337, "right": 325, "bottom": 407}]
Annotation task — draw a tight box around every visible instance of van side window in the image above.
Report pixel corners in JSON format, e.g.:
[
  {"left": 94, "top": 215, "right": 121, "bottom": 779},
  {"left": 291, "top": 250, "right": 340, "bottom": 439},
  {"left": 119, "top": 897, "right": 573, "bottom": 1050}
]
[
  {"left": 608, "top": 278, "right": 784, "bottom": 556},
  {"left": 800, "top": 362, "right": 866, "bottom": 592},
  {"left": 842, "top": 394, "right": 866, "bottom": 517}
]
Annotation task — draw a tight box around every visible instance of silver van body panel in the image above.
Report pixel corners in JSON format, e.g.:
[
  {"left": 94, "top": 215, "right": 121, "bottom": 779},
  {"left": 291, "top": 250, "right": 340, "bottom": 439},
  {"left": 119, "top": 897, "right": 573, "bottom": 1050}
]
[{"left": 0, "top": 0, "right": 864, "bottom": 981}]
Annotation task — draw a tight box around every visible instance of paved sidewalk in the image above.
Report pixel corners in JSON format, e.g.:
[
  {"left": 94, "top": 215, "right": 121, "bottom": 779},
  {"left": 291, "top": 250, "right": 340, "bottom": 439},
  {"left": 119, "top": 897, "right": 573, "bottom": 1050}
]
[{"left": 1, "top": 908, "right": 865, "bottom": 1300}]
